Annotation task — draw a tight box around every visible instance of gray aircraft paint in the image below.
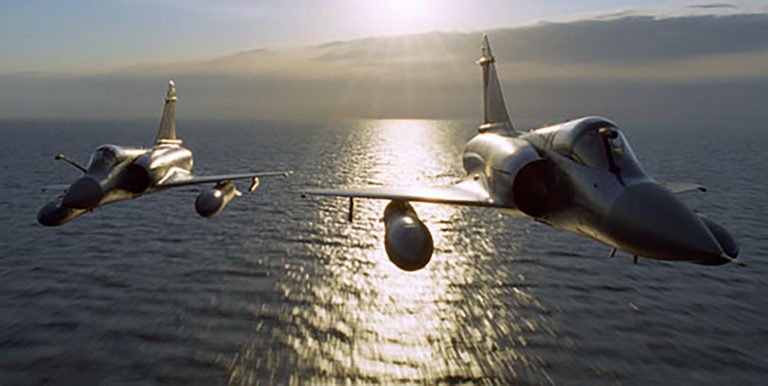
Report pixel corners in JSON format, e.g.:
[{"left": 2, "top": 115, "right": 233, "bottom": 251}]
[
  {"left": 304, "top": 34, "right": 739, "bottom": 270},
  {"left": 38, "top": 81, "right": 291, "bottom": 226}
]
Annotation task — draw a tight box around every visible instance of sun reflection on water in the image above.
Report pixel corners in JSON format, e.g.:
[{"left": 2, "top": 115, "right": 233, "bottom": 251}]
[
  {"left": 311, "top": 119, "right": 479, "bottom": 380},
  {"left": 229, "top": 119, "right": 553, "bottom": 384}
]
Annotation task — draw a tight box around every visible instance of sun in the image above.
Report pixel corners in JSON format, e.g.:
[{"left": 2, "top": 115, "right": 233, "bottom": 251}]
[{"left": 355, "top": 0, "right": 440, "bottom": 36}]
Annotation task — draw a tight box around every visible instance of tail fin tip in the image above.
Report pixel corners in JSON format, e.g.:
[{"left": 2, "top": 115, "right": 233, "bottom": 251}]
[
  {"left": 166, "top": 79, "right": 177, "bottom": 101},
  {"left": 477, "top": 34, "right": 514, "bottom": 133},
  {"left": 155, "top": 79, "right": 180, "bottom": 145},
  {"left": 479, "top": 33, "right": 493, "bottom": 63}
]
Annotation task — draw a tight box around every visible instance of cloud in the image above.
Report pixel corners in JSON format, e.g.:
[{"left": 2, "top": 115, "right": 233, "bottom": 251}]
[
  {"left": 123, "top": 0, "right": 267, "bottom": 19},
  {"left": 688, "top": 3, "right": 737, "bottom": 10},
  {"left": 1, "top": 12, "right": 767, "bottom": 121}
]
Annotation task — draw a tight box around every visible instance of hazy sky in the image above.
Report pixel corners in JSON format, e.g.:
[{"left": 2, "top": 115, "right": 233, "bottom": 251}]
[
  {"left": 4, "top": 0, "right": 763, "bottom": 73},
  {"left": 1, "top": 1, "right": 766, "bottom": 121}
]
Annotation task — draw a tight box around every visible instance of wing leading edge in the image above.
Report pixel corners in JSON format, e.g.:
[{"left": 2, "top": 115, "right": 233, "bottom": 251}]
[
  {"left": 159, "top": 171, "right": 293, "bottom": 189},
  {"left": 303, "top": 177, "right": 497, "bottom": 208}
]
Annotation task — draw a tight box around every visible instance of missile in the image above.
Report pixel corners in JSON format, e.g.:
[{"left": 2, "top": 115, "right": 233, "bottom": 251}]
[
  {"left": 195, "top": 181, "right": 240, "bottom": 218},
  {"left": 383, "top": 201, "right": 434, "bottom": 271}
]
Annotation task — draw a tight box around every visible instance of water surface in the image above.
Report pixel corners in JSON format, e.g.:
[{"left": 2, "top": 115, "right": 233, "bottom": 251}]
[{"left": 0, "top": 118, "right": 766, "bottom": 384}]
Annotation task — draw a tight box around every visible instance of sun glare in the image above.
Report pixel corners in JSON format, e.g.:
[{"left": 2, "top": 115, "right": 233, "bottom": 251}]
[{"left": 356, "top": 0, "right": 441, "bottom": 36}]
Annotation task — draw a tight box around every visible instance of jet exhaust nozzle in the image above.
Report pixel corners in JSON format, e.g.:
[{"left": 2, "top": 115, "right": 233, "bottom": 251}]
[
  {"left": 62, "top": 177, "right": 103, "bottom": 209},
  {"left": 195, "top": 182, "right": 238, "bottom": 217},
  {"left": 383, "top": 201, "right": 434, "bottom": 271}
]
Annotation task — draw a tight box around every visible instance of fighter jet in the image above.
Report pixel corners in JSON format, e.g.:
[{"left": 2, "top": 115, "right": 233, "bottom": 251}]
[
  {"left": 38, "top": 80, "right": 292, "bottom": 226},
  {"left": 302, "top": 35, "right": 739, "bottom": 271}
]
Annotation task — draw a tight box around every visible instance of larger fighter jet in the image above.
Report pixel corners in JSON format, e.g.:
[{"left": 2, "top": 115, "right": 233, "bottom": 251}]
[
  {"left": 38, "top": 80, "right": 291, "bottom": 226},
  {"left": 303, "top": 35, "right": 739, "bottom": 271}
]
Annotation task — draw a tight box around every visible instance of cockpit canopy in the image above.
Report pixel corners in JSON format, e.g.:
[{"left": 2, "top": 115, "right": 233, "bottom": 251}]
[
  {"left": 550, "top": 117, "right": 644, "bottom": 178},
  {"left": 86, "top": 145, "right": 120, "bottom": 174},
  {"left": 85, "top": 145, "right": 144, "bottom": 175}
]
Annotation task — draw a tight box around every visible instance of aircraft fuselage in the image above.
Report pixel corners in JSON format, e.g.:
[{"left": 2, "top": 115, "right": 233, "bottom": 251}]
[
  {"left": 459, "top": 116, "right": 735, "bottom": 265},
  {"left": 39, "top": 80, "right": 291, "bottom": 226},
  {"left": 38, "top": 143, "right": 193, "bottom": 226},
  {"left": 303, "top": 34, "right": 738, "bottom": 270}
]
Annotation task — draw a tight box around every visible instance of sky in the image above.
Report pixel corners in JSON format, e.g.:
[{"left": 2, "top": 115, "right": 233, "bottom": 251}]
[
  {"left": 4, "top": 0, "right": 761, "bottom": 74},
  {"left": 1, "top": 0, "right": 767, "bottom": 120}
]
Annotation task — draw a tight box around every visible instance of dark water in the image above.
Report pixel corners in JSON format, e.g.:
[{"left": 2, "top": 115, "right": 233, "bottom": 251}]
[{"left": 1, "top": 118, "right": 766, "bottom": 385}]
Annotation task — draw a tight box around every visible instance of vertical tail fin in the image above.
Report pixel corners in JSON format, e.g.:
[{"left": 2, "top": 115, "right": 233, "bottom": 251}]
[
  {"left": 154, "top": 80, "right": 181, "bottom": 145},
  {"left": 476, "top": 34, "right": 515, "bottom": 133}
]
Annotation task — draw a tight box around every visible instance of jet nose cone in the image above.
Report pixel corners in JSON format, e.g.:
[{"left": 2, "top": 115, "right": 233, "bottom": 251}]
[
  {"left": 37, "top": 200, "right": 65, "bottom": 226},
  {"left": 604, "top": 183, "right": 725, "bottom": 263},
  {"left": 62, "top": 177, "right": 103, "bottom": 209}
]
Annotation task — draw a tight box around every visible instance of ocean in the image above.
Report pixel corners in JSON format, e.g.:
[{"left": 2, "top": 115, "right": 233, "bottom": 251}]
[{"left": 1, "top": 118, "right": 766, "bottom": 385}]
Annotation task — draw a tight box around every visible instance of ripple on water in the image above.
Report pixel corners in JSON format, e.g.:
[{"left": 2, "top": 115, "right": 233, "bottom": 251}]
[{"left": 1, "top": 119, "right": 767, "bottom": 384}]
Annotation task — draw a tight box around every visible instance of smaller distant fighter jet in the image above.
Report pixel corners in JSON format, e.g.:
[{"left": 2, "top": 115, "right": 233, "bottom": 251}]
[
  {"left": 38, "top": 80, "right": 291, "bottom": 226},
  {"left": 303, "top": 35, "right": 739, "bottom": 271}
]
